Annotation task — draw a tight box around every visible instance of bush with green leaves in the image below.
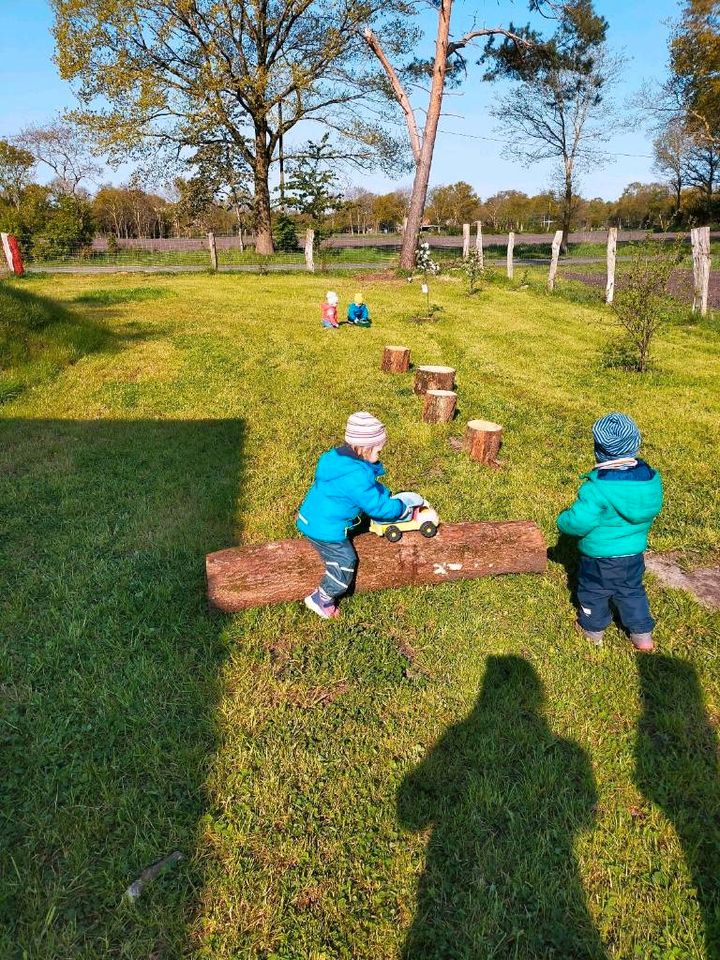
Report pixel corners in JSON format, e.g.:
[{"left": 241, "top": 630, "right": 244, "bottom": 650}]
[
  {"left": 272, "top": 213, "right": 299, "bottom": 252},
  {"left": 607, "top": 239, "right": 684, "bottom": 372}
]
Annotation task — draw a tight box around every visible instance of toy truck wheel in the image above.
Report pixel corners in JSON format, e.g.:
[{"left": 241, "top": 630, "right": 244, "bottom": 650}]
[
  {"left": 385, "top": 526, "right": 403, "bottom": 543},
  {"left": 420, "top": 521, "right": 438, "bottom": 538}
]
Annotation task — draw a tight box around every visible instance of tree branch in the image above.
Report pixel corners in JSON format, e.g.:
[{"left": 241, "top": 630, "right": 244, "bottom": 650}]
[{"left": 362, "top": 27, "right": 421, "bottom": 163}]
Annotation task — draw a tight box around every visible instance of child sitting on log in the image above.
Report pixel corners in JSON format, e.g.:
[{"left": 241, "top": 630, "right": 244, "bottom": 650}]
[
  {"left": 297, "top": 411, "right": 423, "bottom": 619},
  {"left": 347, "top": 292, "right": 371, "bottom": 327},
  {"left": 321, "top": 290, "right": 339, "bottom": 328},
  {"left": 557, "top": 412, "right": 663, "bottom": 652}
]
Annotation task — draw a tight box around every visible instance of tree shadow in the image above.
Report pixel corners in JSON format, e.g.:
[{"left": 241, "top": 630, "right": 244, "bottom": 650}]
[
  {"left": 398, "top": 655, "right": 606, "bottom": 959},
  {"left": 0, "top": 417, "right": 243, "bottom": 955},
  {"left": 635, "top": 655, "right": 720, "bottom": 959}
]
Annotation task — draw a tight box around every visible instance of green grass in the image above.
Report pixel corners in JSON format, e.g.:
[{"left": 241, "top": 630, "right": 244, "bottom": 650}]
[
  {"left": 26, "top": 245, "right": 397, "bottom": 270},
  {"left": 1, "top": 271, "right": 719, "bottom": 959}
]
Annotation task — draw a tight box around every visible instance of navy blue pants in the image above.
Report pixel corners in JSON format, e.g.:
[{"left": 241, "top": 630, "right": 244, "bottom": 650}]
[
  {"left": 577, "top": 554, "right": 655, "bottom": 634},
  {"left": 307, "top": 537, "right": 357, "bottom": 600}
]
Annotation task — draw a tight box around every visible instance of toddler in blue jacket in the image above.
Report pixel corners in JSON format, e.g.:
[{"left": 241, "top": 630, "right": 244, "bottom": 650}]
[{"left": 297, "top": 411, "right": 422, "bottom": 618}]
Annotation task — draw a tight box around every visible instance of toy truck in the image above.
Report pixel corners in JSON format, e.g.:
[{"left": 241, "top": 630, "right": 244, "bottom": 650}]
[{"left": 369, "top": 501, "right": 440, "bottom": 543}]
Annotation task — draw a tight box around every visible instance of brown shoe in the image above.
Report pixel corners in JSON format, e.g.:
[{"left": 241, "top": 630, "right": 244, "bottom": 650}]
[{"left": 630, "top": 632, "right": 654, "bottom": 652}]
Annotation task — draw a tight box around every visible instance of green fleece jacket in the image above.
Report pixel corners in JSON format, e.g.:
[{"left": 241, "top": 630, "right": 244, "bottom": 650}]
[{"left": 557, "top": 463, "right": 663, "bottom": 558}]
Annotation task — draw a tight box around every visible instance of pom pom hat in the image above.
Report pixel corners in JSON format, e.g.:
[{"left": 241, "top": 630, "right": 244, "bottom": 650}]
[{"left": 345, "top": 411, "right": 387, "bottom": 448}]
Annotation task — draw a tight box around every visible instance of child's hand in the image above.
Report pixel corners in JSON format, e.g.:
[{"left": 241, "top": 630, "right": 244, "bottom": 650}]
[{"left": 393, "top": 491, "right": 425, "bottom": 510}]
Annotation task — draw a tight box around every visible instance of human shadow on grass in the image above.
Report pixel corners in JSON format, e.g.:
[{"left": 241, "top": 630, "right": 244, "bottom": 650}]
[
  {"left": 635, "top": 655, "right": 720, "bottom": 959},
  {"left": 0, "top": 417, "right": 243, "bottom": 956},
  {"left": 398, "top": 655, "right": 607, "bottom": 959}
]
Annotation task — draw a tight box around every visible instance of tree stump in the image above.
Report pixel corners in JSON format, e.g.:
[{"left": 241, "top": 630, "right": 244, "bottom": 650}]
[
  {"left": 381, "top": 345, "right": 411, "bottom": 373},
  {"left": 423, "top": 389, "right": 457, "bottom": 423},
  {"left": 463, "top": 419, "right": 503, "bottom": 465},
  {"left": 414, "top": 365, "right": 455, "bottom": 395}
]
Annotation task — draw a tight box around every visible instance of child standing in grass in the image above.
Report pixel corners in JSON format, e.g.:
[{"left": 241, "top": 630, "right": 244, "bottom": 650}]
[
  {"left": 557, "top": 412, "right": 663, "bottom": 652},
  {"left": 297, "top": 412, "right": 422, "bottom": 619}
]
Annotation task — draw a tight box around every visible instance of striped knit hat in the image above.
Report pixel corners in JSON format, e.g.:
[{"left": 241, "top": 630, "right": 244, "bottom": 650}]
[
  {"left": 592, "top": 412, "right": 641, "bottom": 461},
  {"left": 345, "top": 411, "right": 387, "bottom": 448}
]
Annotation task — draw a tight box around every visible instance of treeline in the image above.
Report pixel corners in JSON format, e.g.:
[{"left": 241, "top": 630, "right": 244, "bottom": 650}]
[{"left": 1, "top": 134, "right": 717, "bottom": 260}]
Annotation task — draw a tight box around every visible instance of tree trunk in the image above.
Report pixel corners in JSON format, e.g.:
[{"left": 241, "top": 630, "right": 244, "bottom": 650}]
[
  {"left": 423, "top": 389, "right": 457, "bottom": 423},
  {"left": 398, "top": 0, "right": 453, "bottom": 268},
  {"left": 254, "top": 126, "right": 274, "bottom": 255},
  {"left": 381, "top": 345, "right": 411, "bottom": 373},
  {"left": 206, "top": 520, "right": 547, "bottom": 611},
  {"left": 414, "top": 365, "right": 455, "bottom": 395},
  {"left": 561, "top": 167, "right": 573, "bottom": 254},
  {"left": 463, "top": 419, "right": 503, "bottom": 465}
]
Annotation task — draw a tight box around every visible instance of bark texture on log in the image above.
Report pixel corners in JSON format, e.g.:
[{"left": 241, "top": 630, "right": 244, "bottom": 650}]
[
  {"left": 381, "top": 345, "right": 411, "bottom": 373},
  {"left": 414, "top": 365, "right": 455, "bottom": 395},
  {"left": 207, "top": 232, "right": 218, "bottom": 272},
  {"left": 207, "top": 521, "right": 546, "bottom": 612},
  {"left": 691, "top": 225, "right": 710, "bottom": 316},
  {"left": 304, "top": 229, "right": 315, "bottom": 273},
  {"left": 423, "top": 389, "right": 457, "bottom": 423},
  {"left": 464, "top": 419, "right": 503, "bottom": 465},
  {"left": 475, "top": 221, "right": 484, "bottom": 266}
]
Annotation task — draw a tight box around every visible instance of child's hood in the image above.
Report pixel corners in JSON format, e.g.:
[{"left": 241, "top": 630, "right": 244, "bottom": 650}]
[
  {"left": 586, "top": 466, "right": 663, "bottom": 523},
  {"left": 315, "top": 446, "right": 385, "bottom": 484}
]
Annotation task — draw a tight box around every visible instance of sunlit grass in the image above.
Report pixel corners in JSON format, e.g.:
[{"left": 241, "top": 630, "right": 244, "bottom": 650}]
[{"left": 1, "top": 271, "right": 718, "bottom": 958}]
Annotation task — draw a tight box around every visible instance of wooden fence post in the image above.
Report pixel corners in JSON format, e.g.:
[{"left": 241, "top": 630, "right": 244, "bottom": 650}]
[
  {"left": 238, "top": 226, "right": 244, "bottom": 252},
  {"left": 475, "top": 221, "right": 484, "bottom": 268},
  {"left": 506, "top": 232, "right": 515, "bottom": 279},
  {"left": 605, "top": 226, "right": 617, "bottom": 305},
  {"left": 304, "top": 228, "right": 315, "bottom": 273},
  {"left": 207, "top": 231, "right": 218, "bottom": 271},
  {"left": 691, "top": 225, "right": 710, "bottom": 316},
  {"left": 548, "top": 229, "right": 563, "bottom": 291},
  {"left": 462, "top": 223, "right": 470, "bottom": 259}
]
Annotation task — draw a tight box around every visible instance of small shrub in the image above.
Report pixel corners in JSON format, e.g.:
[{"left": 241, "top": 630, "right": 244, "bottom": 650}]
[{"left": 608, "top": 238, "right": 683, "bottom": 372}]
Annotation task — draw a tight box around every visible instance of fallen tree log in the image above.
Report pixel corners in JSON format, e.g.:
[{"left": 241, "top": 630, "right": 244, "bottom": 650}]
[{"left": 206, "top": 521, "right": 546, "bottom": 612}]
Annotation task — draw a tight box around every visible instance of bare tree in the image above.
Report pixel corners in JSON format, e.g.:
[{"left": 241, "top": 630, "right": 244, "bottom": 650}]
[
  {"left": 363, "top": 0, "right": 607, "bottom": 267},
  {"left": 653, "top": 121, "right": 692, "bottom": 218},
  {"left": 490, "top": 46, "right": 620, "bottom": 251},
  {"left": 14, "top": 120, "right": 102, "bottom": 195}
]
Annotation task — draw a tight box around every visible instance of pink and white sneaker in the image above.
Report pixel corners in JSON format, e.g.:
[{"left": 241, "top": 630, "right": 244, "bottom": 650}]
[{"left": 304, "top": 590, "right": 340, "bottom": 619}]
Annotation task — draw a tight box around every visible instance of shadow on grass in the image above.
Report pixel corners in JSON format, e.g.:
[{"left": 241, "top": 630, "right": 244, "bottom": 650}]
[
  {"left": 0, "top": 283, "right": 159, "bottom": 403},
  {"left": 0, "top": 417, "right": 243, "bottom": 957},
  {"left": 635, "top": 655, "right": 720, "bottom": 960},
  {"left": 398, "top": 655, "right": 606, "bottom": 959}
]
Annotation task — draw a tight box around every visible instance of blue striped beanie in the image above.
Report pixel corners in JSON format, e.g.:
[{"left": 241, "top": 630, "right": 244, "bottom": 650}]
[{"left": 592, "top": 412, "right": 641, "bottom": 460}]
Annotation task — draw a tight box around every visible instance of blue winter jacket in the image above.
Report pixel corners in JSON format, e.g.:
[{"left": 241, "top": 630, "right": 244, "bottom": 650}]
[{"left": 296, "top": 444, "right": 404, "bottom": 542}]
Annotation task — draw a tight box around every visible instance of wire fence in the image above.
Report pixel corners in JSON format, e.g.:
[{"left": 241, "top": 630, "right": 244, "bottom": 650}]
[{"left": 17, "top": 230, "right": 718, "bottom": 274}]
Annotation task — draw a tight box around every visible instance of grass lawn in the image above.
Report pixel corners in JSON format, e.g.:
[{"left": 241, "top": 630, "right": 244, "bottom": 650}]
[{"left": 1, "top": 270, "right": 719, "bottom": 959}]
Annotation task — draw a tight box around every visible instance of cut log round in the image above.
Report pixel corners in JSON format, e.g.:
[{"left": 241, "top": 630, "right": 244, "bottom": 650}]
[
  {"left": 423, "top": 389, "right": 457, "bottom": 423},
  {"left": 414, "top": 365, "right": 455, "bottom": 395},
  {"left": 381, "top": 345, "right": 411, "bottom": 373},
  {"left": 206, "top": 520, "right": 546, "bottom": 612},
  {"left": 463, "top": 419, "right": 503, "bottom": 465}
]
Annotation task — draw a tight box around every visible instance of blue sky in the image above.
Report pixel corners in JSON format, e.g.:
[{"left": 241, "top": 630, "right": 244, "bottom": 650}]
[{"left": 0, "top": 0, "right": 680, "bottom": 201}]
